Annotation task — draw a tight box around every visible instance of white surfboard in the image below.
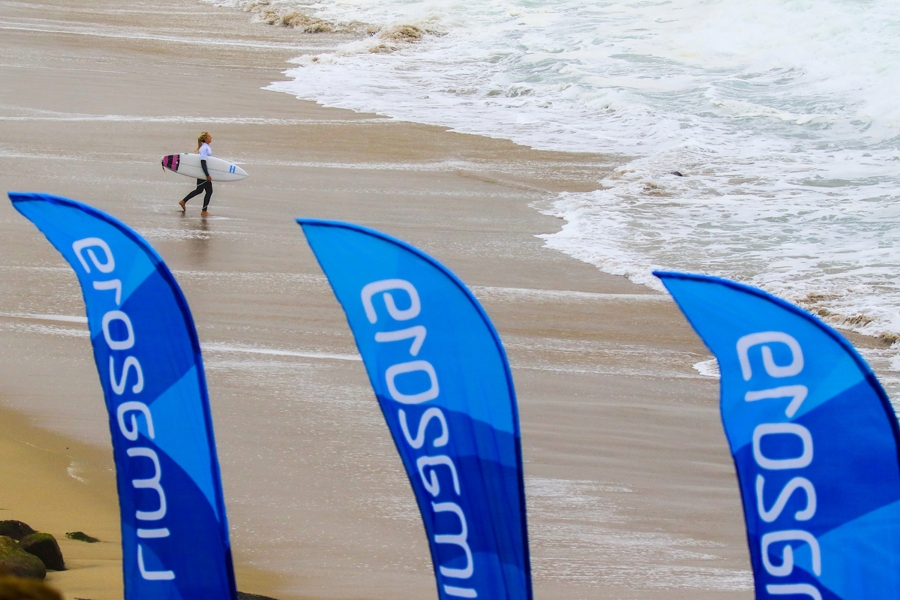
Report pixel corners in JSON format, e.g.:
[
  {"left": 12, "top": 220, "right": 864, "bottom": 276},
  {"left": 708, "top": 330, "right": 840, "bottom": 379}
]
[{"left": 161, "top": 153, "right": 248, "bottom": 182}]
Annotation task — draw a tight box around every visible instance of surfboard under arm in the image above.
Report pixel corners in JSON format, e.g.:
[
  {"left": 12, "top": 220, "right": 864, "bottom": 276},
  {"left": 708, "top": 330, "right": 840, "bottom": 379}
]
[{"left": 161, "top": 153, "right": 248, "bottom": 182}]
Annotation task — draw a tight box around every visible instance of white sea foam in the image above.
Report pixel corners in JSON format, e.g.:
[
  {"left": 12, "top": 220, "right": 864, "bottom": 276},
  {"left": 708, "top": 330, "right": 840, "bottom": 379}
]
[
  {"left": 219, "top": 0, "right": 900, "bottom": 368},
  {"left": 693, "top": 359, "right": 720, "bottom": 379},
  {"left": 470, "top": 285, "right": 666, "bottom": 303},
  {"left": 0, "top": 314, "right": 360, "bottom": 361},
  {"left": 0, "top": 115, "right": 382, "bottom": 124},
  {"left": 0, "top": 312, "right": 87, "bottom": 324},
  {"left": 202, "top": 342, "right": 360, "bottom": 362},
  {"left": 0, "top": 18, "right": 324, "bottom": 50},
  {"left": 526, "top": 477, "right": 752, "bottom": 590},
  {"left": 0, "top": 321, "right": 89, "bottom": 338},
  {"left": 67, "top": 461, "right": 88, "bottom": 484}
]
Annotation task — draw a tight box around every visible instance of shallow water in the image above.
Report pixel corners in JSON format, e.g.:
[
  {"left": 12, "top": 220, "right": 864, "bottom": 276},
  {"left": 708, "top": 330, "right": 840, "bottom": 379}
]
[
  {"left": 211, "top": 0, "right": 900, "bottom": 364},
  {"left": 5, "top": 2, "right": 892, "bottom": 596}
]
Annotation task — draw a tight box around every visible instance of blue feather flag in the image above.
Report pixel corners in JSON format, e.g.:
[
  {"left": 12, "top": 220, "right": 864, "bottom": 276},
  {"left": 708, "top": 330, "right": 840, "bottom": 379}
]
[
  {"left": 10, "top": 192, "right": 236, "bottom": 600},
  {"left": 656, "top": 271, "right": 900, "bottom": 600},
  {"left": 298, "top": 219, "right": 532, "bottom": 600}
]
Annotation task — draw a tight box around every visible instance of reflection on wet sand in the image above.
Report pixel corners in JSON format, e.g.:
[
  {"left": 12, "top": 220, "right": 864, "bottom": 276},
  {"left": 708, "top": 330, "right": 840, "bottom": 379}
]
[{"left": 0, "top": 0, "right": 754, "bottom": 597}]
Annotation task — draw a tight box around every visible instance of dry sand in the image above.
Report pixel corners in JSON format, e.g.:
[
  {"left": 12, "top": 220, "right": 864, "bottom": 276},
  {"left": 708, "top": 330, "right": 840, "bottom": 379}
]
[{"left": 0, "top": 0, "right": 803, "bottom": 598}]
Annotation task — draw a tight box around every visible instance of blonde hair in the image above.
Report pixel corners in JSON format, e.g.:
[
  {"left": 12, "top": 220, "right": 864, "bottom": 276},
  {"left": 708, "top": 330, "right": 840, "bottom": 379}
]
[{"left": 196, "top": 132, "right": 210, "bottom": 152}]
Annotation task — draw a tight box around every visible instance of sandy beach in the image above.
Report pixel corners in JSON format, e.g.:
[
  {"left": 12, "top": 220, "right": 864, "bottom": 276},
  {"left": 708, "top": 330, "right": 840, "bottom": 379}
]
[{"left": 1, "top": 0, "right": 871, "bottom": 598}]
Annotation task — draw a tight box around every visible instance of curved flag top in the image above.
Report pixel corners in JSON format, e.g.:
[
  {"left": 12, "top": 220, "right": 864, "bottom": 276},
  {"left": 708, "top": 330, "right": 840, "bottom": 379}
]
[
  {"left": 298, "top": 219, "right": 532, "bottom": 600},
  {"left": 9, "top": 193, "right": 235, "bottom": 600},
  {"left": 656, "top": 271, "right": 900, "bottom": 600}
]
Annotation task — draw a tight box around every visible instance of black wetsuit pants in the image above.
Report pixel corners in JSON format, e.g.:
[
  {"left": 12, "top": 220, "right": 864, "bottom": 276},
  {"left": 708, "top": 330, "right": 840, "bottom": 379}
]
[{"left": 182, "top": 179, "right": 213, "bottom": 211}]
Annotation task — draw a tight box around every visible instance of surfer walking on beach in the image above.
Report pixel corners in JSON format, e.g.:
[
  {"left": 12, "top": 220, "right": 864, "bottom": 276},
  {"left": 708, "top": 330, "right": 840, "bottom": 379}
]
[{"left": 179, "top": 132, "right": 214, "bottom": 217}]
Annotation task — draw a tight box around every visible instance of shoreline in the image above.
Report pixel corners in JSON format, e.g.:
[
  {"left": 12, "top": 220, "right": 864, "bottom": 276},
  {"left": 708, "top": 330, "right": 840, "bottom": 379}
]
[
  {"left": 0, "top": 0, "right": 849, "bottom": 598},
  {"left": 0, "top": 401, "right": 122, "bottom": 597},
  {"left": 0, "top": 399, "right": 300, "bottom": 599},
  {"left": 238, "top": 1, "right": 900, "bottom": 365},
  {"left": 223, "top": 4, "right": 898, "bottom": 347}
]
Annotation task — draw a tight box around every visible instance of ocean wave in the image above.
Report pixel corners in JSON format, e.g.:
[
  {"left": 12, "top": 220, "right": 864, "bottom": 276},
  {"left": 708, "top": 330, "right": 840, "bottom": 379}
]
[{"left": 211, "top": 0, "right": 900, "bottom": 368}]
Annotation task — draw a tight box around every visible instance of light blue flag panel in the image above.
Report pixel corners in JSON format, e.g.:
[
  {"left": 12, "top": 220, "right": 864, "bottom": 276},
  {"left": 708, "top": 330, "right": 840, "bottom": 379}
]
[
  {"left": 656, "top": 271, "right": 900, "bottom": 600},
  {"left": 298, "top": 219, "right": 532, "bottom": 600},
  {"left": 9, "top": 193, "right": 236, "bottom": 600}
]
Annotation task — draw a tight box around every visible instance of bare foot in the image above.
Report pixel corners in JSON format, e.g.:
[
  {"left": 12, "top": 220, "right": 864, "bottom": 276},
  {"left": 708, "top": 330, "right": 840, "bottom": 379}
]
[
  {"left": 201, "top": 210, "right": 212, "bottom": 218},
  {"left": 178, "top": 200, "right": 186, "bottom": 212}
]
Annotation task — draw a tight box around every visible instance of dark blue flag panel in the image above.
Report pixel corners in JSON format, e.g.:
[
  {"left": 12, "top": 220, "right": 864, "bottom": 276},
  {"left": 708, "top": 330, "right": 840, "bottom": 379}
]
[
  {"left": 656, "top": 271, "right": 900, "bottom": 600},
  {"left": 298, "top": 219, "right": 532, "bottom": 600},
  {"left": 9, "top": 193, "right": 236, "bottom": 600}
]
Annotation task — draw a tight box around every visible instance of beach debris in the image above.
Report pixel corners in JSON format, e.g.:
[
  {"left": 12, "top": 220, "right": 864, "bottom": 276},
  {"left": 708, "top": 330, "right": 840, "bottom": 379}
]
[
  {"left": 642, "top": 181, "right": 670, "bottom": 196},
  {"left": 0, "top": 522, "right": 35, "bottom": 542},
  {"left": 0, "top": 574, "right": 62, "bottom": 599},
  {"left": 260, "top": 8, "right": 334, "bottom": 33},
  {"left": 882, "top": 332, "right": 900, "bottom": 345},
  {"left": 64, "top": 531, "right": 99, "bottom": 544},
  {"left": 0, "top": 537, "right": 46, "bottom": 580},
  {"left": 18, "top": 534, "right": 64, "bottom": 572},
  {"left": 381, "top": 24, "right": 425, "bottom": 42},
  {"left": 846, "top": 314, "right": 874, "bottom": 327},
  {"left": 242, "top": 2, "right": 363, "bottom": 34},
  {"left": 369, "top": 24, "right": 441, "bottom": 53}
]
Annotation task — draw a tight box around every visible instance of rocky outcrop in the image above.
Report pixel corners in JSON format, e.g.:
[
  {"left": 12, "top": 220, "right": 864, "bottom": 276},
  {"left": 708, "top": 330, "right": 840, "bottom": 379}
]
[
  {"left": 65, "top": 531, "right": 99, "bottom": 543},
  {"left": 0, "top": 574, "right": 62, "bottom": 599},
  {"left": 18, "top": 534, "right": 65, "bottom": 571},
  {"left": 0, "top": 536, "right": 46, "bottom": 580},
  {"left": 0, "top": 522, "right": 67, "bottom": 573},
  {"left": 0, "top": 521, "right": 36, "bottom": 541}
]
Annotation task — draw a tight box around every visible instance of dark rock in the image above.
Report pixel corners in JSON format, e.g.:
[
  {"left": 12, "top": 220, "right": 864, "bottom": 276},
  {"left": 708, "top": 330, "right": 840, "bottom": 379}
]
[
  {"left": 65, "top": 532, "right": 99, "bottom": 543},
  {"left": 237, "top": 593, "right": 279, "bottom": 600},
  {"left": 0, "top": 522, "right": 35, "bottom": 542},
  {"left": 0, "top": 537, "right": 45, "bottom": 580},
  {"left": 19, "top": 534, "right": 65, "bottom": 571},
  {"left": 671, "top": 171, "right": 684, "bottom": 177},
  {"left": 0, "top": 575, "right": 62, "bottom": 599}
]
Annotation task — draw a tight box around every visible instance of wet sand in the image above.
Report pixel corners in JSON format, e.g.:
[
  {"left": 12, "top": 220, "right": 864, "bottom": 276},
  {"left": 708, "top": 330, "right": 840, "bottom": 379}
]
[{"left": 0, "top": 0, "right": 760, "bottom": 598}]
